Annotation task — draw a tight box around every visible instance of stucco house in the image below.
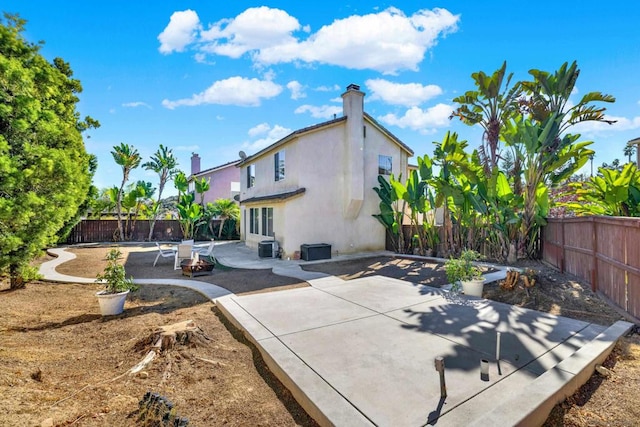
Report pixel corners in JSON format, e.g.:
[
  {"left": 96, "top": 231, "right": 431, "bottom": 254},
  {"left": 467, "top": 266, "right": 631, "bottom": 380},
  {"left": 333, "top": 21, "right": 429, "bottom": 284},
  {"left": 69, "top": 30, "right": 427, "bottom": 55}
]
[
  {"left": 188, "top": 154, "right": 241, "bottom": 204},
  {"left": 237, "top": 83, "right": 414, "bottom": 258},
  {"left": 628, "top": 137, "right": 640, "bottom": 166}
]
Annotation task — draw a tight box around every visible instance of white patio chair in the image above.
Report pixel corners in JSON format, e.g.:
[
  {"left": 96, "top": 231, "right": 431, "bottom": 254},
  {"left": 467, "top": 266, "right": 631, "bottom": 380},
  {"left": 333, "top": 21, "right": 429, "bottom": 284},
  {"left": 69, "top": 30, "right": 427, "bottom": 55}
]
[
  {"left": 197, "top": 240, "right": 215, "bottom": 261},
  {"left": 153, "top": 242, "right": 176, "bottom": 267},
  {"left": 174, "top": 243, "right": 193, "bottom": 270}
]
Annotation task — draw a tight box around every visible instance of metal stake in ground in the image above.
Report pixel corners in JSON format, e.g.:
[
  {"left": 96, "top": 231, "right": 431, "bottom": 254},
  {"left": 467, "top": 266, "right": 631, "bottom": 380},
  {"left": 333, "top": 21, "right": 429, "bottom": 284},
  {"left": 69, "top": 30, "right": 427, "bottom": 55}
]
[{"left": 434, "top": 356, "right": 446, "bottom": 398}]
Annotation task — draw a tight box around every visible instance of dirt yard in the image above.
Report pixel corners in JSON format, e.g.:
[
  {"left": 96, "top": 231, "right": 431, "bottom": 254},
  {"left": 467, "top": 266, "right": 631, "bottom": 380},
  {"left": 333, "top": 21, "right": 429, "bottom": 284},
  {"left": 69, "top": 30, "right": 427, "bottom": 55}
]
[{"left": 1, "top": 246, "right": 638, "bottom": 426}]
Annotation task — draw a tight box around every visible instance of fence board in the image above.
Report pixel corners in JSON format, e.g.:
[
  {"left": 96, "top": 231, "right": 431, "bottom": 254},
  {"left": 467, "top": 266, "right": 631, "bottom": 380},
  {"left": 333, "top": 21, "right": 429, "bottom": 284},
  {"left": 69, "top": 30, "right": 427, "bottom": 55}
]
[
  {"left": 544, "top": 216, "right": 640, "bottom": 321},
  {"left": 65, "top": 220, "right": 183, "bottom": 244}
]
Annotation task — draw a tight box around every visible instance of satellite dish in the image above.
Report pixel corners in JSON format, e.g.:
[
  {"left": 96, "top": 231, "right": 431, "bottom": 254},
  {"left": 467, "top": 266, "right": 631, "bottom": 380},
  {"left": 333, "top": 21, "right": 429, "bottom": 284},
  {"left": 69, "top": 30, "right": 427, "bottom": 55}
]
[{"left": 238, "top": 150, "right": 247, "bottom": 160}]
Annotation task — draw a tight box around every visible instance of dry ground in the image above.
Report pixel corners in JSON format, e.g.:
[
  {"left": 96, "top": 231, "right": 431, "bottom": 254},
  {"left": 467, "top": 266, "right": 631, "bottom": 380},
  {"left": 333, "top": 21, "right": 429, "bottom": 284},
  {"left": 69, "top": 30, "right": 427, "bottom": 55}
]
[{"left": 1, "top": 245, "right": 638, "bottom": 426}]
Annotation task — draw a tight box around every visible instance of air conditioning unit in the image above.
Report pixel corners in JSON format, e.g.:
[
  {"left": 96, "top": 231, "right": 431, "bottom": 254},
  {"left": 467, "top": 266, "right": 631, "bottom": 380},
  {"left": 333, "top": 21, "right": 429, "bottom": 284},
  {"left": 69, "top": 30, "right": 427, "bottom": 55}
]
[{"left": 258, "top": 240, "right": 279, "bottom": 258}]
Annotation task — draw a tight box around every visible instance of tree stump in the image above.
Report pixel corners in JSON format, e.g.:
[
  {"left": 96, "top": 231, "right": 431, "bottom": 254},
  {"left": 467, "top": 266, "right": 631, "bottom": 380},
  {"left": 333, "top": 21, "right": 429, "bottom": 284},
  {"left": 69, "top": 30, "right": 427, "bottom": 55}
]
[{"left": 131, "top": 320, "right": 210, "bottom": 375}]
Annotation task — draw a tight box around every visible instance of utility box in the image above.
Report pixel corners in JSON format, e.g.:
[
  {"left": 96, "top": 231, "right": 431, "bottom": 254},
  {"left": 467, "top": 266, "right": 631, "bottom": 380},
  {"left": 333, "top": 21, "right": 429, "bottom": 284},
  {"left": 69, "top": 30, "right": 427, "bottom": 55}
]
[
  {"left": 259, "top": 240, "right": 278, "bottom": 258},
  {"left": 300, "top": 243, "right": 331, "bottom": 261}
]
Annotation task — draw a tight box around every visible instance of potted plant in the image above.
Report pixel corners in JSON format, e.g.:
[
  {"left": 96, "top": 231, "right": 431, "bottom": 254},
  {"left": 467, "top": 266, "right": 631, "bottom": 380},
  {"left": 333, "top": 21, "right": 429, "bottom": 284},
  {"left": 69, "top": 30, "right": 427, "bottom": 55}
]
[
  {"left": 444, "top": 249, "right": 485, "bottom": 297},
  {"left": 95, "top": 248, "right": 138, "bottom": 316}
]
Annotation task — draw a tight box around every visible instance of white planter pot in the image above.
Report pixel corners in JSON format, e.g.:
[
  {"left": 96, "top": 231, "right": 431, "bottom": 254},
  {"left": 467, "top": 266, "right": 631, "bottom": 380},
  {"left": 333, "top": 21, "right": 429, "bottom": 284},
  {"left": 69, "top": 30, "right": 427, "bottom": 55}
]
[
  {"left": 461, "top": 278, "right": 485, "bottom": 298},
  {"left": 96, "top": 290, "right": 129, "bottom": 316}
]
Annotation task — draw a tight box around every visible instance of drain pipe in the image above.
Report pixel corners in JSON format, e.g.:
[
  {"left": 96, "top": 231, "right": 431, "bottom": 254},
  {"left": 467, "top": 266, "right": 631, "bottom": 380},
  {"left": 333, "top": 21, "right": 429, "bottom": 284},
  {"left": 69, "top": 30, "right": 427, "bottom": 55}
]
[{"left": 434, "top": 356, "right": 446, "bottom": 398}]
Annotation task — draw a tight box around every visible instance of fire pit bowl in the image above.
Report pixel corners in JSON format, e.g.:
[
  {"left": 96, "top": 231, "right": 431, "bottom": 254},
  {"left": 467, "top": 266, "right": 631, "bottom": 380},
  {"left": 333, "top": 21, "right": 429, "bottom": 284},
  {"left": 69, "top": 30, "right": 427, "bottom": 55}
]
[{"left": 180, "top": 258, "right": 215, "bottom": 277}]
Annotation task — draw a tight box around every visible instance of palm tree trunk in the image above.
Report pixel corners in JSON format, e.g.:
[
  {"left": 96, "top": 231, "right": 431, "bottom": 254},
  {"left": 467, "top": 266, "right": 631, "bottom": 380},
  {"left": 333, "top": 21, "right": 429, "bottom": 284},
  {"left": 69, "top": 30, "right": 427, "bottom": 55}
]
[
  {"left": 148, "top": 182, "right": 165, "bottom": 241},
  {"left": 218, "top": 218, "right": 225, "bottom": 239},
  {"left": 116, "top": 183, "right": 125, "bottom": 241}
]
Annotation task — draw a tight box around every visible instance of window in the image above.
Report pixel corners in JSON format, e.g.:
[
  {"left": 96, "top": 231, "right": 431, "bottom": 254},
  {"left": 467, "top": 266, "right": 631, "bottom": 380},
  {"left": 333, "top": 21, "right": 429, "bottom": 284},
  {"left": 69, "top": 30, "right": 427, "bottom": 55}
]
[
  {"left": 247, "top": 164, "right": 255, "bottom": 188},
  {"left": 378, "top": 155, "right": 392, "bottom": 175},
  {"left": 250, "top": 208, "right": 259, "bottom": 234},
  {"left": 261, "top": 207, "right": 273, "bottom": 237},
  {"left": 274, "top": 150, "right": 285, "bottom": 181}
]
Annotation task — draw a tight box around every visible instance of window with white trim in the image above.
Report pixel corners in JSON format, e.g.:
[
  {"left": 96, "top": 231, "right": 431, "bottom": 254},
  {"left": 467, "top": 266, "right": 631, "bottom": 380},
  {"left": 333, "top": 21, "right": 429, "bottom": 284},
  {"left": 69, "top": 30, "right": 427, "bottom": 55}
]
[
  {"left": 274, "top": 150, "right": 285, "bottom": 181},
  {"left": 249, "top": 208, "right": 259, "bottom": 234},
  {"left": 378, "top": 155, "right": 392, "bottom": 175},
  {"left": 261, "top": 207, "right": 273, "bottom": 237},
  {"left": 247, "top": 164, "right": 255, "bottom": 188}
]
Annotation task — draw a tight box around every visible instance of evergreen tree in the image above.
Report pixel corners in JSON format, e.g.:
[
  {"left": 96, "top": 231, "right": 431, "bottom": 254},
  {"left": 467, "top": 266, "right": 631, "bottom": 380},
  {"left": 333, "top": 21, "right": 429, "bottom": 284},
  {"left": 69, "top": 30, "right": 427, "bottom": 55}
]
[{"left": 0, "top": 14, "right": 98, "bottom": 288}]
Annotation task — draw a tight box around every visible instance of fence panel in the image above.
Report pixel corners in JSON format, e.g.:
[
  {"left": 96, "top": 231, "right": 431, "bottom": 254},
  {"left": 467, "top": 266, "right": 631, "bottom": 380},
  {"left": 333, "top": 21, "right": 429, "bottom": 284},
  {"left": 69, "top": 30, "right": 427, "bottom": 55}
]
[
  {"left": 542, "top": 221, "right": 562, "bottom": 269},
  {"left": 543, "top": 216, "right": 640, "bottom": 321},
  {"left": 562, "top": 219, "right": 594, "bottom": 281},
  {"left": 65, "top": 220, "right": 183, "bottom": 244}
]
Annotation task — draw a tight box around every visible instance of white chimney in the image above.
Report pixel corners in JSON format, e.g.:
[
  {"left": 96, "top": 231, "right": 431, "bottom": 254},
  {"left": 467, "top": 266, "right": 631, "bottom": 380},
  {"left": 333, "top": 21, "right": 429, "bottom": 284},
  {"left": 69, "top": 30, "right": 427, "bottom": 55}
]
[{"left": 341, "top": 84, "right": 365, "bottom": 219}]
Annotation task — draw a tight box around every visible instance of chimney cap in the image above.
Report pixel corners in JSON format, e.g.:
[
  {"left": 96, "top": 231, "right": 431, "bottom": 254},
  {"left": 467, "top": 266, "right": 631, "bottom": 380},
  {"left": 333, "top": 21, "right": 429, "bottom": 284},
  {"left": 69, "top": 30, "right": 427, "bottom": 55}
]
[{"left": 346, "top": 83, "right": 360, "bottom": 91}]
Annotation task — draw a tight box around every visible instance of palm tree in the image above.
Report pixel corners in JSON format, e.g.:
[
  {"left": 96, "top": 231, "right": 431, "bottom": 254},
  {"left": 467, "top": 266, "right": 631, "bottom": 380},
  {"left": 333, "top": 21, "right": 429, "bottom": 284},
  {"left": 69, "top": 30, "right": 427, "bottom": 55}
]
[
  {"left": 623, "top": 144, "right": 636, "bottom": 164},
  {"left": 142, "top": 145, "right": 178, "bottom": 240},
  {"left": 111, "top": 143, "right": 141, "bottom": 241},
  {"left": 211, "top": 199, "right": 240, "bottom": 239},
  {"left": 450, "top": 61, "right": 522, "bottom": 175}
]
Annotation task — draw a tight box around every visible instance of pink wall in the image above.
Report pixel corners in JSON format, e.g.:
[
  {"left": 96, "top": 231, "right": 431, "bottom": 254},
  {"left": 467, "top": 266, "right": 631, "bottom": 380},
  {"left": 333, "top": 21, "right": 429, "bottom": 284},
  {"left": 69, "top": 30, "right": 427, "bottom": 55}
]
[{"left": 198, "top": 164, "right": 241, "bottom": 204}]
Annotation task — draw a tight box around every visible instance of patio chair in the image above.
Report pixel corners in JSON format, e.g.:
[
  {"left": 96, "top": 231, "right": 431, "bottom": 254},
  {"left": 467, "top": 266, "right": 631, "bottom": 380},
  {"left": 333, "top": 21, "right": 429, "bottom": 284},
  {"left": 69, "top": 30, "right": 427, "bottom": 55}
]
[
  {"left": 197, "top": 240, "right": 215, "bottom": 262},
  {"left": 174, "top": 243, "right": 193, "bottom": 270},
  {"left": 153, "top": 242, "right": 176, "bottom": 267}
]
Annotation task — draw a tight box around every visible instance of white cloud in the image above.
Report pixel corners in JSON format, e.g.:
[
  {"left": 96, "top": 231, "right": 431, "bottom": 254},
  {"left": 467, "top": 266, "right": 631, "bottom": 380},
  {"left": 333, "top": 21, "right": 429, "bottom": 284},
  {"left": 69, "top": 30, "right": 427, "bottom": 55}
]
[
  {"left": 572, "top": 115, "right": 640, "bottom": 135},
  {"left": 161, "top": 76, "right": 282, "bottom": 109},
  {"left": 162, "top": 7, "right": 459, "bottom": 74},
  {"left": 316, "top": 84, "right": 340, "bottom": 92},
  {"left": 200, "top": 6, "right": 301, "bottom": 58},
  {"left": 295, "top": 104, "right": 343, "bottom": 119},
  {"left": 248, "top": 122, "right": 271, "bottom": 137},
  {"left": 365, "top": 79, "right": 443, "bottom": 107},
  {"left": 243, "top": 124, "right": 292, "bottom": 152},
  {"left": 256, "top": 7, "right": 459, "bottom": 74},
  {"left": 158, "top": 10, "right": 201, "bottom": 54},
  {"left": 378, "top": 103, "right": 453, "bottom": 133},
  {"left": 287, "top": 80, "right": 306, "bottom": 100},
  {"left": 122, "top": 101, "right": 151, "bottom": 109}
]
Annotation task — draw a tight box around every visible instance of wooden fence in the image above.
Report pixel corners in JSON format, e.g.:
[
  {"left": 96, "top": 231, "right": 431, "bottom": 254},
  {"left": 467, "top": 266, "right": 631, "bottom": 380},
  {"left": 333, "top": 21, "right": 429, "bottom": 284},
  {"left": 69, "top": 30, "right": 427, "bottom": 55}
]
[
  {"left": 543, "top": 216, "right": 640, "bottom": 320},
  {"left": 65, "top": 220, "right": 183, "bottom": 244}
]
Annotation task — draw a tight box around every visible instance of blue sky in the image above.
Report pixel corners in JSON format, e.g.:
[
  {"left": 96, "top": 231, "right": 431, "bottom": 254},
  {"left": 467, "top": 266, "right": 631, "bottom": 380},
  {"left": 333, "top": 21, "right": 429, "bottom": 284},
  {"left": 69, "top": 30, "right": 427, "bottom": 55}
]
[{"left": 5, "top": 1, "right": 640, "bottom": 196}]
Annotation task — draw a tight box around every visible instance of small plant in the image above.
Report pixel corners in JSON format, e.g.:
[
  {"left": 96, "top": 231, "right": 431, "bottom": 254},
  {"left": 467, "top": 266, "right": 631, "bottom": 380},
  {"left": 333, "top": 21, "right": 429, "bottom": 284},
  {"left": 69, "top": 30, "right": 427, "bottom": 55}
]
[
  {"left": 445, "top": 249, "right": 483, "bottom": 292},
  {"left": 96, "top": 248, "right": 138, "bottom": 294}
]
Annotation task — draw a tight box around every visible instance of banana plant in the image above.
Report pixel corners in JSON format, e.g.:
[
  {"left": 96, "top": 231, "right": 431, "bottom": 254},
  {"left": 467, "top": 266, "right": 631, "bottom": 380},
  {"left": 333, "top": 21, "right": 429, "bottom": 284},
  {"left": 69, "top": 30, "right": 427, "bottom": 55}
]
[
  {"left": 176, "top": 192, "right": 203, "bottom": 240},
  {"left": 562, "top": 163, "right": 640, "bottom": 216},
  {"left": 373, "top": 174, "right": 407, "bottom": 253},
  {"left": 503, "top": 114, "right": 594, "bottom": 256},
  {"left": 194, "top": 177, "right": 210, "bottom": 206}
]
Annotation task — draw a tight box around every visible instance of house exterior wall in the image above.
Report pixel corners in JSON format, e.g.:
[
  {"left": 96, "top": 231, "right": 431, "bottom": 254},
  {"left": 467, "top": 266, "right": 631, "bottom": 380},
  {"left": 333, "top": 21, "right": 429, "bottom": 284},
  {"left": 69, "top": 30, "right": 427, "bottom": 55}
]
[
  {"left": 190, "top": 163, "right": 241, "bottom": 204},
  {"left": 239, "top": 118, "right": 409, "bottom": 257}
]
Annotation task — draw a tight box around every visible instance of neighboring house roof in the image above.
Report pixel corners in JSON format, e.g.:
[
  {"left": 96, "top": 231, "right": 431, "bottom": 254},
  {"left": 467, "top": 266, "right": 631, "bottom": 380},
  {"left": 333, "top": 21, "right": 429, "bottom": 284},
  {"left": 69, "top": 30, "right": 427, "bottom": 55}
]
[
  {"left": 190, "top": 159, "right": 241, "bottom": 179},
  {"left": 238, "top": 113, "right": 413, "bottom": 167},
  {"left": 240, "top": 188, "right": 306, "bottom": 204},
  {"left": 628, "top": 137, "right": 640, "bottom": 146}
]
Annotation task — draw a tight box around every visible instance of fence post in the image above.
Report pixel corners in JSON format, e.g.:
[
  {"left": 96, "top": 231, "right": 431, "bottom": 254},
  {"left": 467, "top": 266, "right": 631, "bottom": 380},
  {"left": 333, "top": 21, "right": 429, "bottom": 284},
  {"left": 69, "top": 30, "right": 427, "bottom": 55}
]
[
  {"left": 591, "top": 217, "right": 598, "bottom": 292},
  {"left": 560, "top": 220, "right": 565, "bottom": 273}
]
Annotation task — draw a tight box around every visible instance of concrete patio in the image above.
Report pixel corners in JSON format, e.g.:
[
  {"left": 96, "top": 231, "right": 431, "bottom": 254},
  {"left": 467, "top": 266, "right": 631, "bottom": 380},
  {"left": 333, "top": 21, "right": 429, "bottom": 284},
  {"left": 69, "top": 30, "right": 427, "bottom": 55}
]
[{"left": 217, "top": 273, "right": 633, "bottom": 426}]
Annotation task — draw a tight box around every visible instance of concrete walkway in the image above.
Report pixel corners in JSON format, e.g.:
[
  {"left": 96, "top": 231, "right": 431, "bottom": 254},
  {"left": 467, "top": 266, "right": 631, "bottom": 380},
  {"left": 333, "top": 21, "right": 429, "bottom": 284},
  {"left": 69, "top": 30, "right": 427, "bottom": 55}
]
[
  {"left": 40, "top": 243, "right": 634, "bottom": 426},
  {"left": 39, "top": 247, "right": 232, "bottom": 300}
]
